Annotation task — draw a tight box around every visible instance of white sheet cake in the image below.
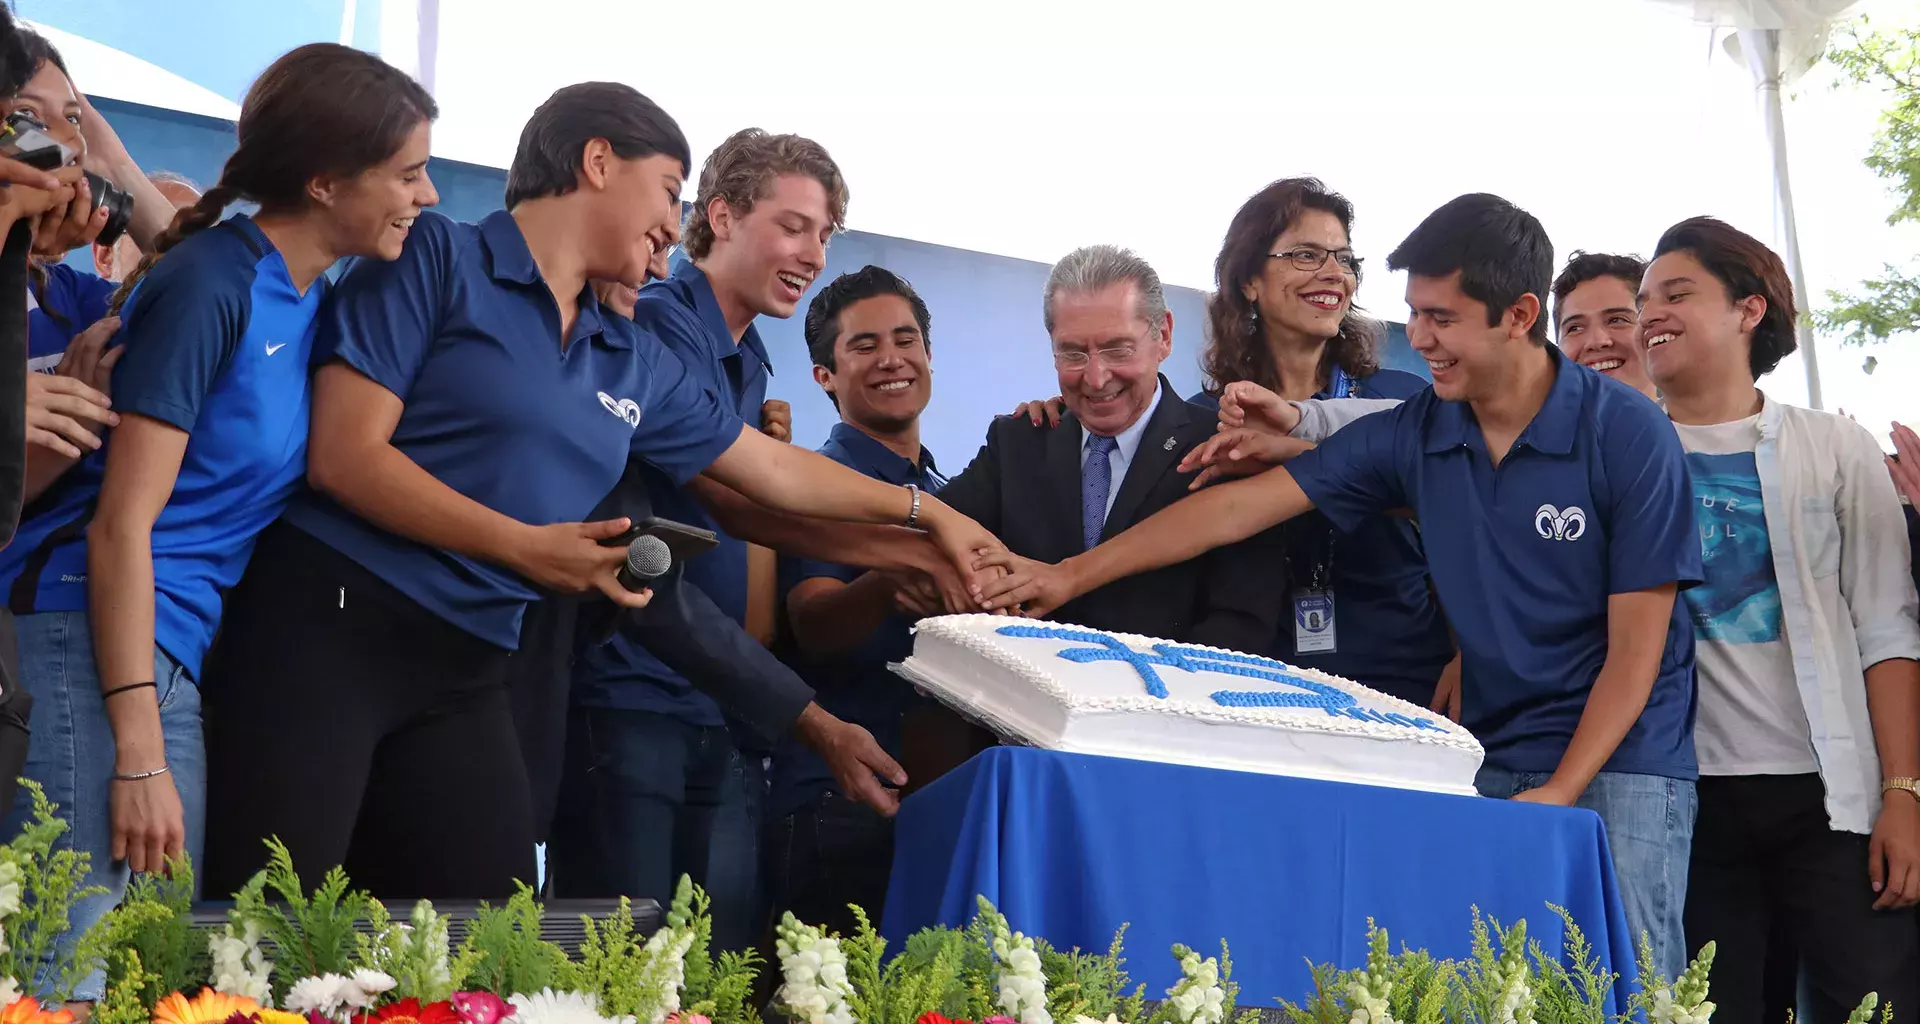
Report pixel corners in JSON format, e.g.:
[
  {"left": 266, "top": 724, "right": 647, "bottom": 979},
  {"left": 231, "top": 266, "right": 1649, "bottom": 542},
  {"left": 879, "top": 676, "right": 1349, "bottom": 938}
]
[{"left": 892, "top": 614, "right": 1485, "bottom": 795}]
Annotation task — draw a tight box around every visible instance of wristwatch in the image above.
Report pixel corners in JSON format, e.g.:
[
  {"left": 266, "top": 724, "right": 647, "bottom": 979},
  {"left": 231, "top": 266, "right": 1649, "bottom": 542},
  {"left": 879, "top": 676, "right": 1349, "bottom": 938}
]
[{"left": 1885, "top": 778, "right": 1919, "bottom": 801}]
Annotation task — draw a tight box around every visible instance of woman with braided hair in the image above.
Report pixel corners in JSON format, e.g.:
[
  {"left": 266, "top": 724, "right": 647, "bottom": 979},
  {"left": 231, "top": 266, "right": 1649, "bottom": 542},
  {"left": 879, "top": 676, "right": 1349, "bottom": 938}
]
[{"left": 0, "top": 42, "right": 437, "bottom": 1003}]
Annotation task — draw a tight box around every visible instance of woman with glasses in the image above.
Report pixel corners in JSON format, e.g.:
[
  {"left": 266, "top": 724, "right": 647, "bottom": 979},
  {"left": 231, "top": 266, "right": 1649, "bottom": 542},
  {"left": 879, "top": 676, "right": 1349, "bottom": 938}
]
[{"left": 1192, "top": 178, "right": 1455, "bottom": 711}]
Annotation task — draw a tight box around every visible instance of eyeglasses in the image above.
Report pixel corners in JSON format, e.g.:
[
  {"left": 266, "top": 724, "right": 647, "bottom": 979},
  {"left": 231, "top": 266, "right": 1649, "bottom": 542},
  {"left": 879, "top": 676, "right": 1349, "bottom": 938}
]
[
  {"left": 1053, "top": 344, "right": 1140, "bottom": 370},
  {"left": 1269, "top": 245, "right": 1361, "bottom": 276}
]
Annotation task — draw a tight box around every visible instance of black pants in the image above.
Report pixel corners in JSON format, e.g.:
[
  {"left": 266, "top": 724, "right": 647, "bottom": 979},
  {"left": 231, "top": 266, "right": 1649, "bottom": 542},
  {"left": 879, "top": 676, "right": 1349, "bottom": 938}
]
[
  {"left": 765, "top": 790, "right": 895, "bottom": 940},
  {"left": 1686, "top": 774, "right": 1920, "bottom": 1024},
  {"left": 200, "top": 522, "right": 535, "bottom": 899}
]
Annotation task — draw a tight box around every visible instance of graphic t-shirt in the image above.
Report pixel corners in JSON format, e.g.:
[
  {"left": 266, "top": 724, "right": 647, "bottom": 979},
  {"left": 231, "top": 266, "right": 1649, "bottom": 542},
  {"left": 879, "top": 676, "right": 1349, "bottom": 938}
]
[{"left": 1676, "top": 414, "right": 1817, "bottom": 775}]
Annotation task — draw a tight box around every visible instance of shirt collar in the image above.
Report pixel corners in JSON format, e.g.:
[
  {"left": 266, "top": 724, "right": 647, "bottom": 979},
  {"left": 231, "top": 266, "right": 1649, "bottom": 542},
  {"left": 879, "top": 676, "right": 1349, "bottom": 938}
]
[
  {"left": 827, "top": 421, "right": 940, "bottom": 484},
  {"left": 1423, "top": 346, "right": 1581, "bottom": 456},
  {"left": 1083, "top": 379, "right": 1164, "bottom": 463},
  {"left": 672, "top": 259, "right": 774, "bottom": 376},
  {"left": 480, "top": 210, "right": 613, "bottom": 348}
]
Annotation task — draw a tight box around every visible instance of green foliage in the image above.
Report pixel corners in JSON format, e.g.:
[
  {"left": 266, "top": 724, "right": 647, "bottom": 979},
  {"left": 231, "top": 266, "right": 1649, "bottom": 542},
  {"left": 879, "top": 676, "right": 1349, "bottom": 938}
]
[
  {"left": 92, "top": 949, "right": 157, "bottom": 1024},
  {"left": 230, "top": 838, "right": 372, "bottom": 1003},
  {"left": 553, "top": 897, "right": 652, "bottom": 1020},
  {"left": 0, "top": 779, "right": 110, "bottom": 1002},
  {"left": 452, "top": 883, "right": 570, "bottom": 1000},
  {"left": 357, "top": 898, "right": 456, "bottom": 1003},
  {"left": 1040, "top": 924, "right": 1140, "bottom": 1024},
  {"left": 672, "top": 877, "right": 762, "bottom": 1024},
  {"left": 1276, "top": 962, "right": 1348, "bottom": 1024},
  {"left": 1818, "top": 16, "right": 1920, "bottom": 348},
  {"left": 1525, "top": 905, "right": 1614, "bottom": 1024},
  {"left": 71, "top": 888, "right": 189, "bottom": 1008}
]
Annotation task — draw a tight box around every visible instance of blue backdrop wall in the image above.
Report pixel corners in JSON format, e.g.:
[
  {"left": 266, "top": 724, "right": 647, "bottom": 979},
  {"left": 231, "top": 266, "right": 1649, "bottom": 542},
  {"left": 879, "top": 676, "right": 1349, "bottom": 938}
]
[{"left": 81, "top": 96, "right": 1427, "bottom": 464}]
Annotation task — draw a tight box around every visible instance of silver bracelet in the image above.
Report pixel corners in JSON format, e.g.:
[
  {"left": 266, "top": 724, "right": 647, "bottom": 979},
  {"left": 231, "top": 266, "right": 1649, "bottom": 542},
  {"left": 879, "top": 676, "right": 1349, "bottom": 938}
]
[
  {"left": 904, "top": 483, "right": 923, "bottom": 529},
  {"left": 111, "top": 765, "right": 171, "bottom": 783}
]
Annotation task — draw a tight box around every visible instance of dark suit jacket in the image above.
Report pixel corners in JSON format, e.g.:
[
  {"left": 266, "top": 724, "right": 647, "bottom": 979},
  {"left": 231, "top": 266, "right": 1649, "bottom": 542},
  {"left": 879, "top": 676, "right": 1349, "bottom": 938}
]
[
  {"left": 936, "top": 376, "right": 1287, "bottom": 651},
  {"left": 509, "top": 460, "right": 815, "bottom": 839}
]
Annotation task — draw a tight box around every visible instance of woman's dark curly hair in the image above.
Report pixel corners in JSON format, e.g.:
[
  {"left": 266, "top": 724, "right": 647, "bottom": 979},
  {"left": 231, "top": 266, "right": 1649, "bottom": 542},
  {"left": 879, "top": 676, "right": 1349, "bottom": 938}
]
[{"left": 1201, "top": 177, "right": 1380, "bottom": 396}]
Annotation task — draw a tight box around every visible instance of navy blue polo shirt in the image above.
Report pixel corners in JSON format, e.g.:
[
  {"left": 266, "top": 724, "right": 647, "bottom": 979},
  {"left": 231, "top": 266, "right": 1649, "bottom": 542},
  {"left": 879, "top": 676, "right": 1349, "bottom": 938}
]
[
  {"left": 27, "top": 263, "right": 115, "bottom": 371},
  {"left": 768, "top": 422, "right": 948, "bottom": 817},
  {"left": 282, "top": 211, "right": 744, "bottom": 649},
  {"left": 2, "top": 216, "right": 323, "bottom": 678},
  {"left": 1285, "top": 346, "right": 1702, "bottom": 779},
  {"left": 572, "top": 260, "right": 772, "bottom": 723},
  {"left": 1191, "top": 368, "right": 1454, "bottom": 705}
]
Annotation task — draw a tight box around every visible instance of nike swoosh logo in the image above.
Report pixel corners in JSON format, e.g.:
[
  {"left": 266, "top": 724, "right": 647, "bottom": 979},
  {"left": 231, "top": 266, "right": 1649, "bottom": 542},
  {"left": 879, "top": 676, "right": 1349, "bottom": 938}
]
[{"left": 265, "top": 343, "right": 286, "bottom": 356}]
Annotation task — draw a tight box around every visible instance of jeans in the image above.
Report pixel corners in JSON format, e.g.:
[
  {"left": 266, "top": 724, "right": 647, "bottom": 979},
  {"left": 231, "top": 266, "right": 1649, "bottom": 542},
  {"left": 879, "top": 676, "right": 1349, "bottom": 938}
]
[
  {"left": 1477, "top": 766, "right": 1696, "bottom": 982},
  {"left": 1, "top": 611, "right": 205, "bottom": 1001},
  {"left": 765, "top": 790, "right": 895, "bottom": 940},
  {"left": 549, "top": 707, "right": 766, "bottom": 952}
]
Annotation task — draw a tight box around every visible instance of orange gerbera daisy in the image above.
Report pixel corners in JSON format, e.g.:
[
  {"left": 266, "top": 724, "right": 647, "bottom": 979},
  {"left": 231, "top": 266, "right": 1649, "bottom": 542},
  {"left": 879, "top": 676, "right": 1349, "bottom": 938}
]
[
  {"left": 152, "top": 990, "right": 264, "bottom": 1024},
  {"left": 0, "top": 997, "right": 75, "bottom": 1024}
]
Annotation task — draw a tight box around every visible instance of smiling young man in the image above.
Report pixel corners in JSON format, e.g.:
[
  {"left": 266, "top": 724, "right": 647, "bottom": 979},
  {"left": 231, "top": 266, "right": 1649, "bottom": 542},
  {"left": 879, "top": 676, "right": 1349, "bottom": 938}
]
[
  {"left": 562, "top": 129, "right": 846, "bottom": 952},
  {"left": 1638, "top": 217, "right": 1920, "bottom": 1022},
  {"left": 978, "top": 196, "right": 1704, "bottom": 978},
  {"left": 1554, "top": 251, "right": 1657, "bottom": 400},
  {"left": 767, "top": 265, "right": 984, "bottom": 936}
]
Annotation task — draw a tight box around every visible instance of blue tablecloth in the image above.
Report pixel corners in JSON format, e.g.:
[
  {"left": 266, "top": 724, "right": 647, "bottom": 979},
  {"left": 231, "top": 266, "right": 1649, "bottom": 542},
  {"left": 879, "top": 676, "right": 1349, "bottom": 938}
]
[{"left": 883, "top": 748, "right": 1635, "bottom": 1013}]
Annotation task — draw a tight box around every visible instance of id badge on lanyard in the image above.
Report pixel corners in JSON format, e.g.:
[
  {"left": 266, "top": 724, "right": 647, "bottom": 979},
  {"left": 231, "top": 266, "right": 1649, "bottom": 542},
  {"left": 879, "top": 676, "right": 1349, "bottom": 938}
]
[{"left": 1293, "top": 367, "right": 1356, "bottom": 656}]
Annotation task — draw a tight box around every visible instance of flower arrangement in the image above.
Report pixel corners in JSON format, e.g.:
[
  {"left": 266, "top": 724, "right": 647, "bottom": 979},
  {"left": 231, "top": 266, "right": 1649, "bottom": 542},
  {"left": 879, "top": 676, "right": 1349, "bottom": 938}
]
[{"left": 0, "top": 782, "right": 1891, "bottom": 1024}]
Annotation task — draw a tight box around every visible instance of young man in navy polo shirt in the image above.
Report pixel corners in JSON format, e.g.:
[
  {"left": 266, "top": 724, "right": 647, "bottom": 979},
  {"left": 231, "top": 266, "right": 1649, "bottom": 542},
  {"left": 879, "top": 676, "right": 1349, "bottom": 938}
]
[
  {"left": 564, "top": 129, "right": 847, "bottom": 952},
  {"left": 978, "top": 194, "right": 1703, "bottom": 978},
  {"left": 768, "top": 266, "right": 986, "bottom": 937}
]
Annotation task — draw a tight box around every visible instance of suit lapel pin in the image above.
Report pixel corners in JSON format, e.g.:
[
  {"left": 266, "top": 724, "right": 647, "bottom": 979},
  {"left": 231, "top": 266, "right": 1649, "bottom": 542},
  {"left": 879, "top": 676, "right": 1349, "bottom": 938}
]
[{"left": 1163, "top": 436, "right": 1178, "bottom": 451}]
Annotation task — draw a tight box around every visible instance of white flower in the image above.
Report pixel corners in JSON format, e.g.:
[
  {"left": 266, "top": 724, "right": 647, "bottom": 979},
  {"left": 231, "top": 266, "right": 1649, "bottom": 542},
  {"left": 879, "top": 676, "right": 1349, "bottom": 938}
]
[
  {"left": 0, "top": 976, "right": 20, "bottom": 1008},
  {"left": 511, "top": 988, "right": 635, "bottom": 1024},
  {"left": 1071, "top": 1016, "right": 1123, "bottom": 1024},
  {"left": 988, "top": 915, "right": 1051, "bottom": 1024},
  {"left": 349, "top": 969, "right": 397, "bottom": 1005},
  {"left": 636, "top": 925, "right": 697, "bottom": 1024},
  {"left": 286, "top": 975, "right": 351, "bottom": 1016},
  {"left": 209, "top": 921, "right": 274, "bottom": 1004},
  {"left": 0, "top": 861, "right": 20, "bottom": 917},
  {"left": 1650, "top": 988, "right": 1715, "bottom": 1024},
  {"left": 774, "top": 915, "right": 855, "bottom": 1024},
  {"left": 1164, "top": 949, "right": 1226, "bottom": 1024}
]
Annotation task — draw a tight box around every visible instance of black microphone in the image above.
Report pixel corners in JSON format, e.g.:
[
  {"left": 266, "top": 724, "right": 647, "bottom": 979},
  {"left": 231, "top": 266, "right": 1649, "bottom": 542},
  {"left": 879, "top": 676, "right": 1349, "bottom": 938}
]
[{"left": 617, "top": 534, "right": 672, "bottom": 592}]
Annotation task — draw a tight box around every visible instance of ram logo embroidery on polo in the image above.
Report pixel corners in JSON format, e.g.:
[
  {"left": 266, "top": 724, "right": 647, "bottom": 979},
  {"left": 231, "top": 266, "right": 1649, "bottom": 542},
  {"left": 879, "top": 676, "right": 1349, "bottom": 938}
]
[
  {"left": 1533, "top": 503, "right": 1588, "bottom": 542},
  {"left": 597, "top": 390, "right": 642, "bottom": 427}
]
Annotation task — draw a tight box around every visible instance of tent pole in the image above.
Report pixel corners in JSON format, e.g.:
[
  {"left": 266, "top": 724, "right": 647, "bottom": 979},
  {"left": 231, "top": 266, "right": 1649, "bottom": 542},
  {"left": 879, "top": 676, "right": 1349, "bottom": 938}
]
[{"left": 1741, "top": 26, "right": 1824, "bottom": 409}]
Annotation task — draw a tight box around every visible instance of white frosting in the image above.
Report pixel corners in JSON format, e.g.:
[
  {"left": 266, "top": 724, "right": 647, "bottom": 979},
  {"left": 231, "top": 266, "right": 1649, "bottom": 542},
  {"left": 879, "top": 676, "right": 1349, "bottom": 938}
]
[{"left": 893, "top": 614, "right": 1484, "bottom": 795}]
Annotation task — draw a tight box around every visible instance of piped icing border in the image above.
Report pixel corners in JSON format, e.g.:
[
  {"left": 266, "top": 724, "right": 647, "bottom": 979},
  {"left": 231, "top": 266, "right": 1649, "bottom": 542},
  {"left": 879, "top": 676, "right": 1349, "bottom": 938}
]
[{"left": 903, "top": 614, "right": 1484, "bottom": 757}]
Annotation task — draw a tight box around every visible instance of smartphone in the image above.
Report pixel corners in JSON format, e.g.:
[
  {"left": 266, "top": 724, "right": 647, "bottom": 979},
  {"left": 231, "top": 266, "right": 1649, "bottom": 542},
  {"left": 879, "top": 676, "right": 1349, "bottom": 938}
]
[{"left": 598, "top": 515, "right": 720, "bottom": 564}]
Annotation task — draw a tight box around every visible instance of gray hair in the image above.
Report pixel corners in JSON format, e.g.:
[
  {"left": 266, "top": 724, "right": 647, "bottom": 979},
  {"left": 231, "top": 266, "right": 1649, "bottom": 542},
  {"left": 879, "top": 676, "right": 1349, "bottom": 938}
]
[{"left": 1043, "top": 244, "right": 1168, "bottom": 341}]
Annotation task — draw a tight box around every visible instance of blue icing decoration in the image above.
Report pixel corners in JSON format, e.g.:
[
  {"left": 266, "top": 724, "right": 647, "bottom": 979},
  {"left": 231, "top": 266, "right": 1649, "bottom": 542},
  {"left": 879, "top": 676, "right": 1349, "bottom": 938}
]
[{"left": 995, "top": 624, "right": 1371, "bottom": 714}]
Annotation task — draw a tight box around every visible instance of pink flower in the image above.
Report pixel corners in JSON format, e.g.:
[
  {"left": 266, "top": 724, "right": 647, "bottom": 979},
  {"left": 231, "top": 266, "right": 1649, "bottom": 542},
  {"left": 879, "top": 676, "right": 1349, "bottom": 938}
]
[
  {"left": 664, "top": 1015, "right": 712, "bottom": 1024},
  {"left": 985, "top": 1017, "right": 1021, "bottom": 1024},
  {"left": 449, "top": 994, "right": 514, "bottom": 1024}
]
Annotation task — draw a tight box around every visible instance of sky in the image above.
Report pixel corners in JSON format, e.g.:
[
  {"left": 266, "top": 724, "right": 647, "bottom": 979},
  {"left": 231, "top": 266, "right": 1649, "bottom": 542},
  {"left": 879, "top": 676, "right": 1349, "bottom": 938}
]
[
  {"left": 411, "top": 0, "right": 1917, "bottom": 446},
  {"left": 35, "top": 0, "right": 1914, "bottom": 445}
]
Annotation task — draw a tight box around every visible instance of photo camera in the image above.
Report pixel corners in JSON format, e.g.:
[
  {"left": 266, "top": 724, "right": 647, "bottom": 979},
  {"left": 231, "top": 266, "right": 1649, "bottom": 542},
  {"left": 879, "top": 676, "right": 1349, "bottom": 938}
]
[{"left": 0, "top": 110, "right": 131, "bottom": 245}]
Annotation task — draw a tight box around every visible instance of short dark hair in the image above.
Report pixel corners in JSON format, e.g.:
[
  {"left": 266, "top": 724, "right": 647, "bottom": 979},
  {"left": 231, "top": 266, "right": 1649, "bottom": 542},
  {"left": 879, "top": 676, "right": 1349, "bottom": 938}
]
[
  {"left": 1652, "top": 216, "right": 1798, "bottom": 379},
  {"left": 683, "top": 129, "right": 847, "bottom": 260},
  {"left": 0, "top": 5, "right": 30, "bottom": 97},
  {"left": 1552, "top": 251, "right": 1647, "bottom": 331},
  {"left": 1387, "top": 193, "right": 1554, "bottom": 344},
  {"left": 804, "top": 265, "right": 931, "bottom": 372},
  {"left": 505, "top": 82, "right": 690, "bottom": 209}
]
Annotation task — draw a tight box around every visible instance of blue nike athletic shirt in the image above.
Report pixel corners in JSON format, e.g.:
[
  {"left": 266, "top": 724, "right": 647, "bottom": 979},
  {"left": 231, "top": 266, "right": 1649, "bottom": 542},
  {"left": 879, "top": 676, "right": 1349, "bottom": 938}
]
[
  {"left": 1189, "top": 367, "right": 1453, "bottom": 705},
  {"left": 0, "top": 216, "right": 323, "bottom": 679},
  {"left": 281, "top": 210, "right": 745, "bottom": 650},
  {"left": 27, "top": 263, "right": 116, "bottom": 370},
  {"left": 768, "top": 422, "right": 948, "bottom": 818},
  {"left": 572, "top": 260, "right": 771, "bottom": 722},
  {"left": 1284, "top": 346, "right": 1703, "bottom": 779}
]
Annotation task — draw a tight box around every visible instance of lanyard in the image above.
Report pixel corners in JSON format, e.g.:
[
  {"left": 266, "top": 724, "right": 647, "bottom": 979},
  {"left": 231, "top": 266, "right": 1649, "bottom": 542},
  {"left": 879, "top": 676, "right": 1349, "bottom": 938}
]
[{"left": 1291, "top": 366, "right": 1358, "bottom": 590}]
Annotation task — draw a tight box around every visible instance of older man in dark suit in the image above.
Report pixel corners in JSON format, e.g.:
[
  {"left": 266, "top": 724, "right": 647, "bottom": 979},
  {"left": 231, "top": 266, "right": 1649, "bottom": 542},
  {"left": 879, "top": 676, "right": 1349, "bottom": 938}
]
[{"left": 935, "top": 245, "right": 1285, "bottom": 648}]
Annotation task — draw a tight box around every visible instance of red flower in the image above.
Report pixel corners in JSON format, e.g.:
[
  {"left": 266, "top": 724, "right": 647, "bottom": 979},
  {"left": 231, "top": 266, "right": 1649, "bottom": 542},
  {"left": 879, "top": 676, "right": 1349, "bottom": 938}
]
[
  {"left": 917, "top": 1015, "right": 974, "bottom": 1024},
  {"left": 352, "top": 1000, "right": 459, "bottom": 1024}
]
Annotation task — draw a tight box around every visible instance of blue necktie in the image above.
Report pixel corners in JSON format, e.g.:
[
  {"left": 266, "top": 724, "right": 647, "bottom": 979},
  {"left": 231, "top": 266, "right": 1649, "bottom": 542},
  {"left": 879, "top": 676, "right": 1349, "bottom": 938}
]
[{"left": 1082, "top": 434, "right": 1119, "bottom": 551}]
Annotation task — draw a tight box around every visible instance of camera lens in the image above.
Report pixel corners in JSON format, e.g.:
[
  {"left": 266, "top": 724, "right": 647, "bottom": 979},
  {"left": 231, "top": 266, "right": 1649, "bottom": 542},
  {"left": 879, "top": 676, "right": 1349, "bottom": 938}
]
[{"left": 82, "top": 171, "right": 132, "bottom": 247}]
